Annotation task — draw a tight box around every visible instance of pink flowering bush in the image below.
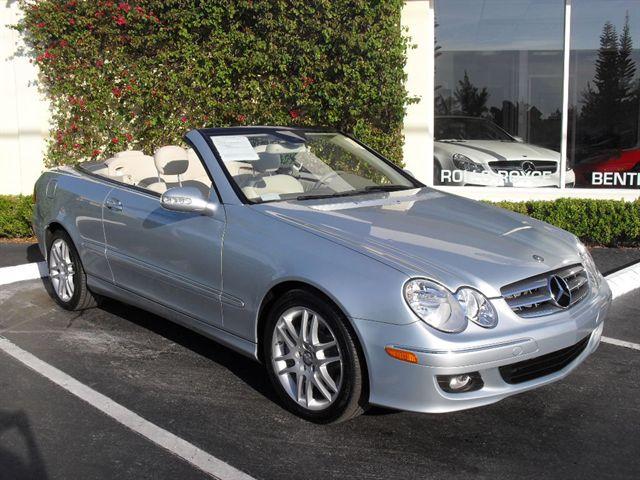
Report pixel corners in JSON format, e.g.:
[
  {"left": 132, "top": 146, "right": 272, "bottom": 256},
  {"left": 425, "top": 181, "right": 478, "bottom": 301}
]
[{"left": 15, "top": 0, "right": 412, "bottom": 166}]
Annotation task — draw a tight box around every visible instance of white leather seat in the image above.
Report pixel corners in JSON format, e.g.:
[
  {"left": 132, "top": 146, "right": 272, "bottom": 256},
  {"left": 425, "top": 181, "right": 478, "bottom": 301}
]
[
  {"left": 103, "top": 151, "right": 157, "bottom": 187},
  {"left": 242, "top": 175, "right": 304, "bottom": 200}
]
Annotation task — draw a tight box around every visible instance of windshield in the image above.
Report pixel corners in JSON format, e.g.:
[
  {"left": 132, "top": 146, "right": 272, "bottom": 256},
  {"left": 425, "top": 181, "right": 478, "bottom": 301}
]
[
  {"left": 209, "top": 131, "right": 418, "bottom": 203},
  {"left": 435, "top": 117, "right": 514, "bottom": 142}
]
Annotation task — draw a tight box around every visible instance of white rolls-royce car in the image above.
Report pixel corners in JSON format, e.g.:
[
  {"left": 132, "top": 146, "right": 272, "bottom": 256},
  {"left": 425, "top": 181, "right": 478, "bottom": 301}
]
[{"left": 434, "top": 116, "right": 576, "bottom": 188}]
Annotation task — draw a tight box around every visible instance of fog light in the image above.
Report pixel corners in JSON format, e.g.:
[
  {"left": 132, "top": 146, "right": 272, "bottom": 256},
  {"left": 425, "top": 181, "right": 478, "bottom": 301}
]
[
  {"left": 437, "top": 372, "right": 483, "bottom": 393},
  {"left": 450, "top": 374, "right": 472, "bottom": 390}
]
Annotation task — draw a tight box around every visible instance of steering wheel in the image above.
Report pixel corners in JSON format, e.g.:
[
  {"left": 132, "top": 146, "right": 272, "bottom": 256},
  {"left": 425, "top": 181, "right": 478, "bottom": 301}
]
[{"left": 309, "top": 171, "right": 341, "bottom": 191}]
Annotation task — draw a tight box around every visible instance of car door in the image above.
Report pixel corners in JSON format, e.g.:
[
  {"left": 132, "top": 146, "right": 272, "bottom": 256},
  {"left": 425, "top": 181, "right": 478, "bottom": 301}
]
[{"left": 102, "top": 185, "right": 225, "bottom": 327}]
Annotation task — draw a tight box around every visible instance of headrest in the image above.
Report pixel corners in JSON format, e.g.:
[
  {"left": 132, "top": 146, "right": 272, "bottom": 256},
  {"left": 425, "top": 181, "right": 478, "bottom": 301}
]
[
  {"left": 154, "top": 145, "right": 189, "bottom": 175},
  {"left": 255, "top": 151, "right": 281, "bottom": 172}
]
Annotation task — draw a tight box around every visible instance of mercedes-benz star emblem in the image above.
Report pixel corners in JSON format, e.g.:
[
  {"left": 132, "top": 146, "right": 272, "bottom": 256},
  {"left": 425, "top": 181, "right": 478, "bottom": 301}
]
[
  {"left": 521, "top": 161, "right": 536, "bottom": 173},
  {"left": 548, "top": 275, "right": 572, "bottom": 308}
]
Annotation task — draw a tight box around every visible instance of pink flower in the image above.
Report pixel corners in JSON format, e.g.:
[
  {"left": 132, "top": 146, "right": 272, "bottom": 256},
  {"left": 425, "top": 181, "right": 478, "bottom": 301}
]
[
  {"left": 115, "top": 15, "right": 127, "bottom": 26},
  {"left": 96, "top": 59, "right": 104, "bottom": 67},
  {"left": 111, "top": 137, "right": 119, "bottom": 144},
  {"left": 112, "top": 87, "right": 122, "bottom": 98},
  {"left": 236, "top": 114, "right": 247, "bottom": 122},
  {"left": 118, "top": 3, "right": 131, "bottom": 12},
  {"left": 36, "top": 22, "right": 46, "bottom": 28},
  {"left": 289, "top": 109, "right": 301, "bottom": 119},
  {"left": 92, "top": 149, "right": 101, "bottom": 157},
  {"left": 59, "top": 39, "right": 69, "bottom": 48},
  {"left": 180, "top": 116, "right": 187, "bottom": 123},
  {"left": 69, "top": 18, "right": 76, "bottom": 25},
  {"left": 125, "top": 133, "right": 133, "bottom": 141}
]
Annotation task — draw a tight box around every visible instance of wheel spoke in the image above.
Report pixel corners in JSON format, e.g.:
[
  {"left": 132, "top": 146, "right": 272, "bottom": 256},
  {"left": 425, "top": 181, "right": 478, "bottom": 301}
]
[
  {"left": 313, "top": 340, "right": 336, "bottom": 353},
  {"left": 317, "top": 356, "right": 340, "bottom": 367},
  {"left": 273, "top": 352, "right": 294, "bottom": 362},
  {"left": 65, "top": 276, "right": 74, "bottom": 296},
  {"left": 318, "top": 365, "right": 338, "bottom": 393},
  {"left": 276, "top": 324, "right": 297, "bottom": 350},
  {"left": 296, "top": 373, "right": 305, "bottom": 404},
  {"left": 305, "top": 374, "right": 314, "bottom": 407},
  {"left": 277, "top": 364, "right": 298, "bottom": 376},
  {"left": 300, "top": 310, "right": 310, "bottom": 343},
  {"left": 283, "top": 315, "right": 301, "bottom": 346},
  {"left": 312, "top": 372, "right": 333, "bottom": 401}
]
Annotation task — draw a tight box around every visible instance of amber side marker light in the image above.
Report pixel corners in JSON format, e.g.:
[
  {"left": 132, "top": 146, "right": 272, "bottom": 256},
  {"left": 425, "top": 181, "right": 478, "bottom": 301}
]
[{"left": 385, "top": 346, "right": 418, "bottom": 364}]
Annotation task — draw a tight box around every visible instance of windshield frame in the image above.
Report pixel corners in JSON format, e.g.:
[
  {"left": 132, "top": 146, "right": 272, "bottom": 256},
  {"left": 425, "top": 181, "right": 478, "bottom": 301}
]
[
  {"left": 435, "top": 116, "right": 516, "bottom": 142},
  {"left": 197, "top": 126, "right": 424, "bottom": 205}
]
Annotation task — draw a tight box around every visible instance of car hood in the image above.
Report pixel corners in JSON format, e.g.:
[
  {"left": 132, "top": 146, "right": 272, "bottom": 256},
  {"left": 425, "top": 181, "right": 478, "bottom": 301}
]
[
  {"left": 436, "top": 140, "right": 560, "bottom": 163},
  {"left": 257, "top": 188, "right": 580, "bottom": 297}
]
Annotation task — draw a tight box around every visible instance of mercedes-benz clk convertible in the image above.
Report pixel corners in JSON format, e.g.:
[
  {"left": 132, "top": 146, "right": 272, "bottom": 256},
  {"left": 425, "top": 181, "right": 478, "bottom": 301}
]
[{"left": 33, "top": 127, "right": 612, "bottom": 423}]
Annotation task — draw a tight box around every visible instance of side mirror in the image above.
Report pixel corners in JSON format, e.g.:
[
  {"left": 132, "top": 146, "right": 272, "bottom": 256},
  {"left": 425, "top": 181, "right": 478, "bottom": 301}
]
[
  {"left": 403, "top": 168, "right": 415, "bottom": 178},
  {"left": 512, "top": 136, "right": 524, "bottom": 143},
  {"left": 161, "top": 186, "right": 218, "bottom": 216}
]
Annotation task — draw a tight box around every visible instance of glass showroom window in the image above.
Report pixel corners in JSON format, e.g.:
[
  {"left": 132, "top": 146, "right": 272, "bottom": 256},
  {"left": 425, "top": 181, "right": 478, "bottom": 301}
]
[
  {"left": 568, "top": 1, "right": 640, "bottom": 189},
  {"left": 433, "top": 0, "right": 569, "bottom": 188}
]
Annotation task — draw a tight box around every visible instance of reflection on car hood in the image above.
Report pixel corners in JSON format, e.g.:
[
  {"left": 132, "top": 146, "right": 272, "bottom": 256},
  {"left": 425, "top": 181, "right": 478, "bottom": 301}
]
[
  {"left": 436, "top": 140, "right": 560, "bottom": 163},
  {"left": 258, "top": 188, "right": 579, "bottom": 297}
]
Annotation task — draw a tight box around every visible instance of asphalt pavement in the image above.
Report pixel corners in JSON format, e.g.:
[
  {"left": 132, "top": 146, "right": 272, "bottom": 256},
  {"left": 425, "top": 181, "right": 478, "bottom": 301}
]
[{"left": 1, "top": 243, "right": 639, "bottom": 479}]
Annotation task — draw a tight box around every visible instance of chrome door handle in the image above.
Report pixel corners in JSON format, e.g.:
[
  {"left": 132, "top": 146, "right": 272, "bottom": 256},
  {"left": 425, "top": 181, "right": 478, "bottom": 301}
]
[{"left": 105, "top": 198, "right": 123, "bottom": 212}]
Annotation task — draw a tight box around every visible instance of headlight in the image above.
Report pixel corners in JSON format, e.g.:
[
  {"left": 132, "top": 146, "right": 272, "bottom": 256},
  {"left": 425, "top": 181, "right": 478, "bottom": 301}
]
[
  {"left": 452, "top": 153, "right": 485, "bottom": 173},
  {"left": 577, "top": 241, "right": 601, "bottom": 288},
  {"left": 455, "top": 288, "right": 498, "bottom": 328},
  {"left": 403, "top": 280, "right": 498, "bottom": 332},
  {"left": 404, "top": 279, "right": 467, "bottom": 333}
]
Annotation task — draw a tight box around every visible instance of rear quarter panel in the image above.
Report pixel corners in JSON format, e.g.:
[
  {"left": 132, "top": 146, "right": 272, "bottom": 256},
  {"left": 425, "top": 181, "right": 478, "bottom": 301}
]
[{"left": 34, "top": 168, "right": 114, "bottom": 282}]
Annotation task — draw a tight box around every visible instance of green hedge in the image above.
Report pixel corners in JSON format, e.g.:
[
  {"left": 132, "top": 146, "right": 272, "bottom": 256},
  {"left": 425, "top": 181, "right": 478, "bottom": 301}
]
[
  {"left": 15, "top": 0, "right": 412, "bottom": 167},
  {"left": 1, "top": 195, "right": 638, "bottom": 246},
  {"left": 0, "top": 196, "right": 34, "bottom": 239},
  {"left": 492, "top": 199, "right": 640, "bottom": 247}
]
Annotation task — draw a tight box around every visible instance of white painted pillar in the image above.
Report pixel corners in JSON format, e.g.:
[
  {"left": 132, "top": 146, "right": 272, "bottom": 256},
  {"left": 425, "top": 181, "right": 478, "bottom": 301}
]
[
  {"left": 0, "top": 2, "right": 49, "bottom": 195},
  {"left": 401, "top": 0, "right": 434, "bottom": 185}
]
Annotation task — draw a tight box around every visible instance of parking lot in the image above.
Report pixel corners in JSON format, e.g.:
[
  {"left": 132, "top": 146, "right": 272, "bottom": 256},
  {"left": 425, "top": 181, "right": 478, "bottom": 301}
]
[{"left": 1, "top": 245, "right": 640, "bottom": 480}]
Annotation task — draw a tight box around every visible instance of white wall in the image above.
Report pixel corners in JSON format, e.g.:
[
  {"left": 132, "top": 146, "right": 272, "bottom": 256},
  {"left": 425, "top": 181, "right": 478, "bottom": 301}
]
[
  {"left": 401, "top": 0, "right": 434, "bottom": 185},
  {"left": 0, "top": 0, "right": 49, "bottom": 196}
]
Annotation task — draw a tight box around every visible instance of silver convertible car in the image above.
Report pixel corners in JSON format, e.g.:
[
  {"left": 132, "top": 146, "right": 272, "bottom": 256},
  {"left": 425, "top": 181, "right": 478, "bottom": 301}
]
[{"left": 33, "top": 127, "right": 612, "bottom": 423}]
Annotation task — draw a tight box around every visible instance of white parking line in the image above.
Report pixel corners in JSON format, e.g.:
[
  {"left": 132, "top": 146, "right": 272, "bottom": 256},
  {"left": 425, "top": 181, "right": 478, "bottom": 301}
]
[
  {"left": 601, "top": 336, "right": 640, "bottom": 351},
  {"left": 0, "top": 261, "right": 47, "bottom": 286},
  {"left": 606, "top": 261, "right": 640, "bottom": 299},
  {"left": 0, "top": 336, "right": 256, "bottom": 480}
]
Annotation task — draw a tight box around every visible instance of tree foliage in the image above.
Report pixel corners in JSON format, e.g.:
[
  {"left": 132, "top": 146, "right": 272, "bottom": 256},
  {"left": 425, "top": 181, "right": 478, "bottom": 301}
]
[{"left": 15, "top": 0, "right": 413, "bottom": 166}]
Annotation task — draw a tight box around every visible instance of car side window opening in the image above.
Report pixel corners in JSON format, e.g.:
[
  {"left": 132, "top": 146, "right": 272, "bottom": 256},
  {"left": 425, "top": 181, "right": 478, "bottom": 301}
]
[
  {"left": 211, "top": 132, "right": 417, "bottom": 204},
  {"left": 81, "top": 145, "right": 213, "bottom": 198}
]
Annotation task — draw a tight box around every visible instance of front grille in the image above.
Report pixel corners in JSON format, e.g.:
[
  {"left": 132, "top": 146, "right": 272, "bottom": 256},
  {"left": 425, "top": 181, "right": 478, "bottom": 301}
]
[
  {"left": 488, "top": 160, "right": 558, "bottom": 174},
  {"left": 501, "top": 264, "right": 589, "bottom": 318},
  {"left": 499, "top": 335, "right": 590, "bottom": 384}
]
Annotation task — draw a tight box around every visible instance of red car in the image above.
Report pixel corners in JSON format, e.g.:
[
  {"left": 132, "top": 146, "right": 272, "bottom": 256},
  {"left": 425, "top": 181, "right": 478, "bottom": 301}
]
[{"left": 574, "top": 146, "right": 640, "bottom": 187}]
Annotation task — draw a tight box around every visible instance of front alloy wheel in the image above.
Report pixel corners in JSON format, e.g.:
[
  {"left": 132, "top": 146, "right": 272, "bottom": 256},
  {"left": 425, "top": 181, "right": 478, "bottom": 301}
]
[
  {"left": 264, "top": 290, "right": 366, "bottom": 423},
  {"left": 271, "top": 307, "right": 343, "bottom": 411}
]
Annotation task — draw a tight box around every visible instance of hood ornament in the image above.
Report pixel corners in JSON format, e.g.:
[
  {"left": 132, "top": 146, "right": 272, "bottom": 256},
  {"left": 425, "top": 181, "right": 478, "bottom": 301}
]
[{"left": 533, "top": 255, "right": 544, "bottom": 263}]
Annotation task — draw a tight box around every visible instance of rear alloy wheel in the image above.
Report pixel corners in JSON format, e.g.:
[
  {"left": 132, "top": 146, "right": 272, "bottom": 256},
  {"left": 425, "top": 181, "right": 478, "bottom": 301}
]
[
  {"left": 48, "top": 230, "right": 99, "bottom": 311},
  {"left": 264, "top": 290, "right": 366, "bottom": 423}
]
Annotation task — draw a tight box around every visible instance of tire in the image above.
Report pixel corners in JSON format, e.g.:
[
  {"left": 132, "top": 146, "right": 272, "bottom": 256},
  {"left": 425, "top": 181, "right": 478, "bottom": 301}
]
[
  {"left": 263, "top": 289, "right": 367, "bottom": 424},
  {"left": 47, "top": 230, "right": 99, "bottom": 311}
]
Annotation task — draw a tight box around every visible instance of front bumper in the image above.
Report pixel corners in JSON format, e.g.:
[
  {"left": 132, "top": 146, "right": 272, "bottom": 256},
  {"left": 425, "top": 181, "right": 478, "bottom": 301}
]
[{"left": 352, "top": 278, "right": 611, "bottom": 413}]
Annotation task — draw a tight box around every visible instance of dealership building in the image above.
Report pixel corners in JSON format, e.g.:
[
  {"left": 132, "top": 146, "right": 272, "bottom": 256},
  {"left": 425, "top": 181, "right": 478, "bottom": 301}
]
[{"left": 2, "top": 0, "right": 639, "bottom": 200}]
